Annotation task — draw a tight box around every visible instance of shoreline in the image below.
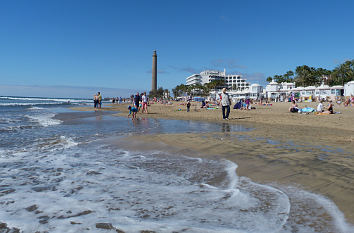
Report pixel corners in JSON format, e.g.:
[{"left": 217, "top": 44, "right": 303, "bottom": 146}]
[
  {"left": 70, "top": 102, "right": 354, "bottom": 223},
  {"left": 71, "top": 101, "right": 354, "bottom": 146}
]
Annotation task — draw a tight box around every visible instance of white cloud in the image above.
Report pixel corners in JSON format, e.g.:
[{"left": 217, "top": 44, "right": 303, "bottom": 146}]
[{"left": 210, "top": 59, "right": 247, "bottom": 69}]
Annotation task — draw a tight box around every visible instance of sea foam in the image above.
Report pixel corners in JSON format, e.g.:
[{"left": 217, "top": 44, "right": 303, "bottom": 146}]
[
  {"left": 0, "top": 138, "right": 353, "bottom": 233},
  {"left": 25, "top": 113, "right": 62, "bottom": 127}
]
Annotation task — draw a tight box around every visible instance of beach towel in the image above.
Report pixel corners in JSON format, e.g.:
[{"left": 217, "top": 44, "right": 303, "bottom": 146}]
[
  {"left": 315, "top": 112, "right": 330, "bottom": 115},
  {"left": 299, "top": 107, "right": 315, "bottom": 113}
]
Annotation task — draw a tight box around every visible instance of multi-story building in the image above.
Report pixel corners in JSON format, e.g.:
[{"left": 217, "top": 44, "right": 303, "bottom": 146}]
[
  {"left": 186, "top": 69, "right": 250, "bottom": 91},
  {"left": 186, "top": 74, "right": 203, "bottom": 86},
  {"left": 224, "top": 74, "right": 250, "bottom": 90}
]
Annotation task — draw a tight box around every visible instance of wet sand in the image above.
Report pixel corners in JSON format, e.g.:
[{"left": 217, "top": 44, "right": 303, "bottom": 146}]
[{"left": 71, "top": 102, "right": 354, "bottom": 223}]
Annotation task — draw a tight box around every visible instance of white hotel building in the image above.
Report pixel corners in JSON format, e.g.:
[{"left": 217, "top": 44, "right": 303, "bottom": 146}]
[
  {"left": 186, "top": 69, "right": 250, "bottom": 91},
  {"left": 265, "top": 80, "right": 348, "bottom": 101}
]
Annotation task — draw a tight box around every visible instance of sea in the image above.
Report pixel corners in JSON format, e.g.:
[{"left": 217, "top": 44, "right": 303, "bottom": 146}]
[{"left": 0, "top": 96, "right": 353, "bottom": 233}]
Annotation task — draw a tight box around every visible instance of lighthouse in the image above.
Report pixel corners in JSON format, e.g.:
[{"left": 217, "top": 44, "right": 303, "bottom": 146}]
[{"left": 152, "top": 50, "right": 157, "bottom": 91}]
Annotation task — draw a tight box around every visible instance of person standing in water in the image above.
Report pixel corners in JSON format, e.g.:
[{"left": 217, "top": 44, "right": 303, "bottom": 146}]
[
  {"left": 128, "top": 105, "right": 138, "bottom": 120},
  {"left": 134, "top": 92, "right": 141, "bottom": 111}
]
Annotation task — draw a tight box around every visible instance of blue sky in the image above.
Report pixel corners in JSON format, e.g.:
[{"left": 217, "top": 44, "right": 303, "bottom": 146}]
[{"left": 0, "top": 0, "right": 353, "bottom": 97}]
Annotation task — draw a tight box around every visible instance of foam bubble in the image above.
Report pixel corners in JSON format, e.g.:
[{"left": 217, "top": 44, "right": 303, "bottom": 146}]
[
  {"left": 0, "top": 148, "right": 6, "bottom": 157},
  {"left": 279, "top": 186, "right": 354, "bottom": 233},
  {"left": 60, "top": 136, "right": 79, "bottom": 149},
  {"left": 28, "top": 106, "right": 45, "bottom": 110},
  {"left": 26, "top": 113, "right": 62, "bottom": 127}
]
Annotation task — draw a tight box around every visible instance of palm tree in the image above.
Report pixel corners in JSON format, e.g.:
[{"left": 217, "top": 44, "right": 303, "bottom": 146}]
[
  {"left": 203, "top": 83, "right": 211, "bottom": 96},
  {"left": 295, "top": 65, "right": 320, "bottom": 86},
  {"left": 186, "top": 85, "right": 195, "bottom": 96},
  {"left": 208, "top": 79, "right": 225, "bottom": 91},
  {"left": 164, "top": 89, "right": 170, "bottom": 99},
  {"left": 172, "top": 88, "right": 178, "bottom": 98},
  {"left": 283, "top": 71, "right": 294, "bottom": 82},
  {"left": 331, "top": 60, "right": 354, "bottom": 86}
]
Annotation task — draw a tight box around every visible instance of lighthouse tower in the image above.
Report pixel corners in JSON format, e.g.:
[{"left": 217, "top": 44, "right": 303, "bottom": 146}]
[{"left": 152, "top": 50, "right": 157, "bottom": 91}]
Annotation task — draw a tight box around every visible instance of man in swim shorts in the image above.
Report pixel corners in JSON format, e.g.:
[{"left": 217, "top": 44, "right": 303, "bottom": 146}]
[
  {"left": 97, "top": 92, "right": 102, "bottom": 109},
  {"left": 134, "top": 92, "right": 141, "bottom": 110}
]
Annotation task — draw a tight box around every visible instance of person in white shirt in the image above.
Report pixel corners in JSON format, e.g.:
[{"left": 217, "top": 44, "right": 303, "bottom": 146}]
[
  {"left": 221, "top": 88, "right": 231, "bottom": 120},
  {"left": 317, "top": 101, "right": 323, "bottom": 113},
  {"left": 141, "top": 92, "right": 148, "bottom": 113}
]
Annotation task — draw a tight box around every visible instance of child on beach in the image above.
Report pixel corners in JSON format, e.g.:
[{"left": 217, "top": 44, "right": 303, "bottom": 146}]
[
  {"left": 128, "top": 105, "right": 138, "bottom": 120},
  {"left": 317, "top": 101, "right": 323, "bottom": 113}
]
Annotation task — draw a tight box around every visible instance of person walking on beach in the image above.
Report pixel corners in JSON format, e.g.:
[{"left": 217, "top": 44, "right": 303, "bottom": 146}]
[
  {"left": 186, "top": 101, "right": 191, "bottom": 112},
  {"left": 97, "top": 92, "right": 102, "bottom": 109},
  {"left": 141, "top": 92, "right": 148, "bottom": 113},
  {"left": 221, "top": 88, "right": 231, "bottom": 120},
  {"left": 134, "top": 92, "right": 141, "bottom": 111}
]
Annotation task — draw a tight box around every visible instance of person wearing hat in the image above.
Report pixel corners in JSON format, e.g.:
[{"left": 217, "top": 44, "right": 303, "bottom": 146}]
[{"left": 221, "top": 88, "right": 231, "bottom": 120}]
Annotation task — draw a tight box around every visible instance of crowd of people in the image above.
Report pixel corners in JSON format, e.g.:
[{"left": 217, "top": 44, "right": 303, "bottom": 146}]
[
  {"left": 93, "top": 89, "right": 353, "bottom": 120},
  {"left": 289, "top": 99, "right": 335, "bottom": 114},
  {"left": 128, "top": 92, "right": 149, "bottom": 120},
  {"left": 112, "top": 97, "right": 123, "bottom": 104},
  {"left": 344, "top": 96, "right": 354, "bottom": 107}
]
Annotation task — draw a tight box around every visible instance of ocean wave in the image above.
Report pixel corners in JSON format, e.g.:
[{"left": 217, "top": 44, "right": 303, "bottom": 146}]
[
  {"left": 0, "top": 125, "right": 34, "bottom": 132},
  {"left": 60, "top": 136, "right": 79, "bottom": 149},
  {"left": 25, "top": 113, "right": 62, "bottom": 127},
  {"left": 279, "top": 186, "right": 354, "bottom": 233},
  {"left": 28, "top": 106, "right": 45, "bottom": 110},
  {"left": 0, "top": 145, "right": 353, "bottom": 233},
  {"left": 0, "top": 117, "right": 21, "bottom": 124},
  {"left": 0, "top": 96, "right": 90, "bottom": 103},
  {"left": 18, "top": 136, "right": 80, "bottom": 154},
  {"left": 0, "top": 102, "right": 67, "bottom": 106}
]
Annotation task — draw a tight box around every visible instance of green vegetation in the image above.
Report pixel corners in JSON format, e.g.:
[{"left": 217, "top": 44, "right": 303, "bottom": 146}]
[
  {"left": 266, "top": 60, "right": 354, "bottom": 87},
  {"left": 330, "top": 60, "right": 354, "bottom": 86},
  {"left": 149, "top": 87, "right": 169, "bottom": 99}
]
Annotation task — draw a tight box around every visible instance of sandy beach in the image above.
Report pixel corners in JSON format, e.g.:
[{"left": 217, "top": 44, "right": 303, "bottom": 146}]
[{"left": 72, "top": 101, "right": 354, "bottom": 224}]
